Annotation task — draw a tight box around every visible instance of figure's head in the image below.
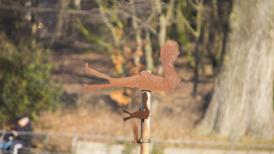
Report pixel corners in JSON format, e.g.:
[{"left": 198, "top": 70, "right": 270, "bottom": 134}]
[
  {"left": 160, "top": 40, "right": 179, "bottom": 65},
  {"left": 17, "top": 115, "right": 29, "bottom": 127}
]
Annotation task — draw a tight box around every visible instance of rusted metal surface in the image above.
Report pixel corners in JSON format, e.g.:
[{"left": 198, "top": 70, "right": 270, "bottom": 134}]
[
  {"left": 122, "top": 92, "right": 150, "bottom": 121},
  {"left": 132, "top": 123, "right": 139, "bottom": 144},
  {"left": 83, "top": 40, "right": 180, "bottom": 92},
  {"left": 132, "top": 123, "right": 151, "bottom": 144},
  {"left": 140, "top": 90, "right": 151, "bottom": 154}
]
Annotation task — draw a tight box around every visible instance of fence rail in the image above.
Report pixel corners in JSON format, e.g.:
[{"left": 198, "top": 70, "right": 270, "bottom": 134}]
[{"left": 1, "top": 130, "right": 274, "bottom": 150}]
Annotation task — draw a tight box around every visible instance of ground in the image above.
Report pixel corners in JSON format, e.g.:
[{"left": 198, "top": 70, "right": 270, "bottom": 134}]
[{"left": 33, "top": 49, "right": 215, "bottom": 140}]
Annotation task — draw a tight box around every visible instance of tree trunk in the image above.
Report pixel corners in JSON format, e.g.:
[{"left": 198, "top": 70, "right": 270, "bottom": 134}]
[
  {"left": 155, "top": 0, "right": 174, "bottom": 47},
  {"left": 198, "top": 0, "right": 274, "bottom": 139},
  {"left": 131, "top": 0, "right": 142, "bottom": 66},
  {"left": 144, "top": 30, "right": 154, "bottom": 71},
  {"left": 74, "top": 0, "right": 81, "bottom": 9},
  {"left": 55, "top": 0, "right": 69, "bottom": 38}
]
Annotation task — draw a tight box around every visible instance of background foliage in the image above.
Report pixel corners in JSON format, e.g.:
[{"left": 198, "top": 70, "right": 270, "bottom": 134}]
[
  {"left": 0, "top": 35, "right": 61, "bottom": 125},
  {"left": 0, "top": 0, "right": 273, "bottom": 140}
]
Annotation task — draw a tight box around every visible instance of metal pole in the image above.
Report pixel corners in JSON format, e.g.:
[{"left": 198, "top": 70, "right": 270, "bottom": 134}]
[{"left": 140, "top": 90, "right": 151, "bottom": 154}]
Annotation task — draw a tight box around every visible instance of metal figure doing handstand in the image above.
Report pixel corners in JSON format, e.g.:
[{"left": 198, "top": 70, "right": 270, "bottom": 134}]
[{"left": 83, "top": 40, "right": 180, "bottom": 92}]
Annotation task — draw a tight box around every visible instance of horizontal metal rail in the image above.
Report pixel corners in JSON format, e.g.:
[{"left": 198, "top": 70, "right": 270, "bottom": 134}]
[{"left": 1, "top": 130, "right": 274, "bottom": 150}]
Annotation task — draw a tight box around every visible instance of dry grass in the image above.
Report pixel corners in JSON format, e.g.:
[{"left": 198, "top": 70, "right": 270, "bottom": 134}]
[{"left": 34, "top": 83, "right": 214, "bottom": 140}]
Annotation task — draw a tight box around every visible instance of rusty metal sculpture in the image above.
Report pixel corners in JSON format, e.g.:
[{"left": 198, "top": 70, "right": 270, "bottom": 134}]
[
  {"left": 122, "top": 92, "right": 150, "bottom": 121},
  {"left": 83, "top": 40, "right": 180, "bottom": 154},
  {"left": 83, "top": 40, "right": 181, "bottom": 92}
]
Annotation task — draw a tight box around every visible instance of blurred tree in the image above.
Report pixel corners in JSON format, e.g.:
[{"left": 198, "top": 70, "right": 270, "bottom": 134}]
[
  {"left": 55, "top": 0, "right": 70, "bottom": 39},
  {"left": 0, "top": 0, "right": 33, "bottom": 43},
  {"left": 198, "top": 0, "right": 274, "bottom": 139},
  {"left": 174, "top": 0, "right": 233, "bottom": 95},
  {"left": 0, "top": 35, "right": 61, "bottom": 126},
  {"left": 74, "top": 0, "right": 81, "bottom": 9},
  {"left": 76, "top": 0, "right": 179, "bottom": 74}
]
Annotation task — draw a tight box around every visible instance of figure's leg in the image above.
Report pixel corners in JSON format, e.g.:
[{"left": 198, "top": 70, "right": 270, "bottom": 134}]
[
  {"left": 85, "top": 63, "right": 111, "bottom": 80},
  {"left": 83, "top": 69, "right": 143, "bottom": 92},
  {"left": 109, "top": 75, "right": 141, "bottom": 88},
  {"left": 122, "top": 108, "right": 131, "bottom": 114},
  {"left": 123, "top": 116, "right": 131, "bottom": 122}
]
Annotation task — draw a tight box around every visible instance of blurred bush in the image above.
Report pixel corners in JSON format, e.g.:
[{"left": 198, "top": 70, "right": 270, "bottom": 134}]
[{"left": 0, "top": 34, "right": 61, "bottom": 126}]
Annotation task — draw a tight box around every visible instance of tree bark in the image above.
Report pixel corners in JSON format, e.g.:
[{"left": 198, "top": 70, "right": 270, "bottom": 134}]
[
  {"left": 74, "top": 0, "right": 81, "bottom": 9},
  {"left": 131, "top": 0, "right": 142, "bottom": 66},
  {"left": 198, "top": 0, "right": 274, "bottom": 139},
  {"left": 144, "top": 30, "right": 154, "bottom": 71},
  {"left": 155, "top": 0, "right": 174, "bottom": 47},
  {"left": 55, "top": 0, "right": 69, "bottom": 38}
]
